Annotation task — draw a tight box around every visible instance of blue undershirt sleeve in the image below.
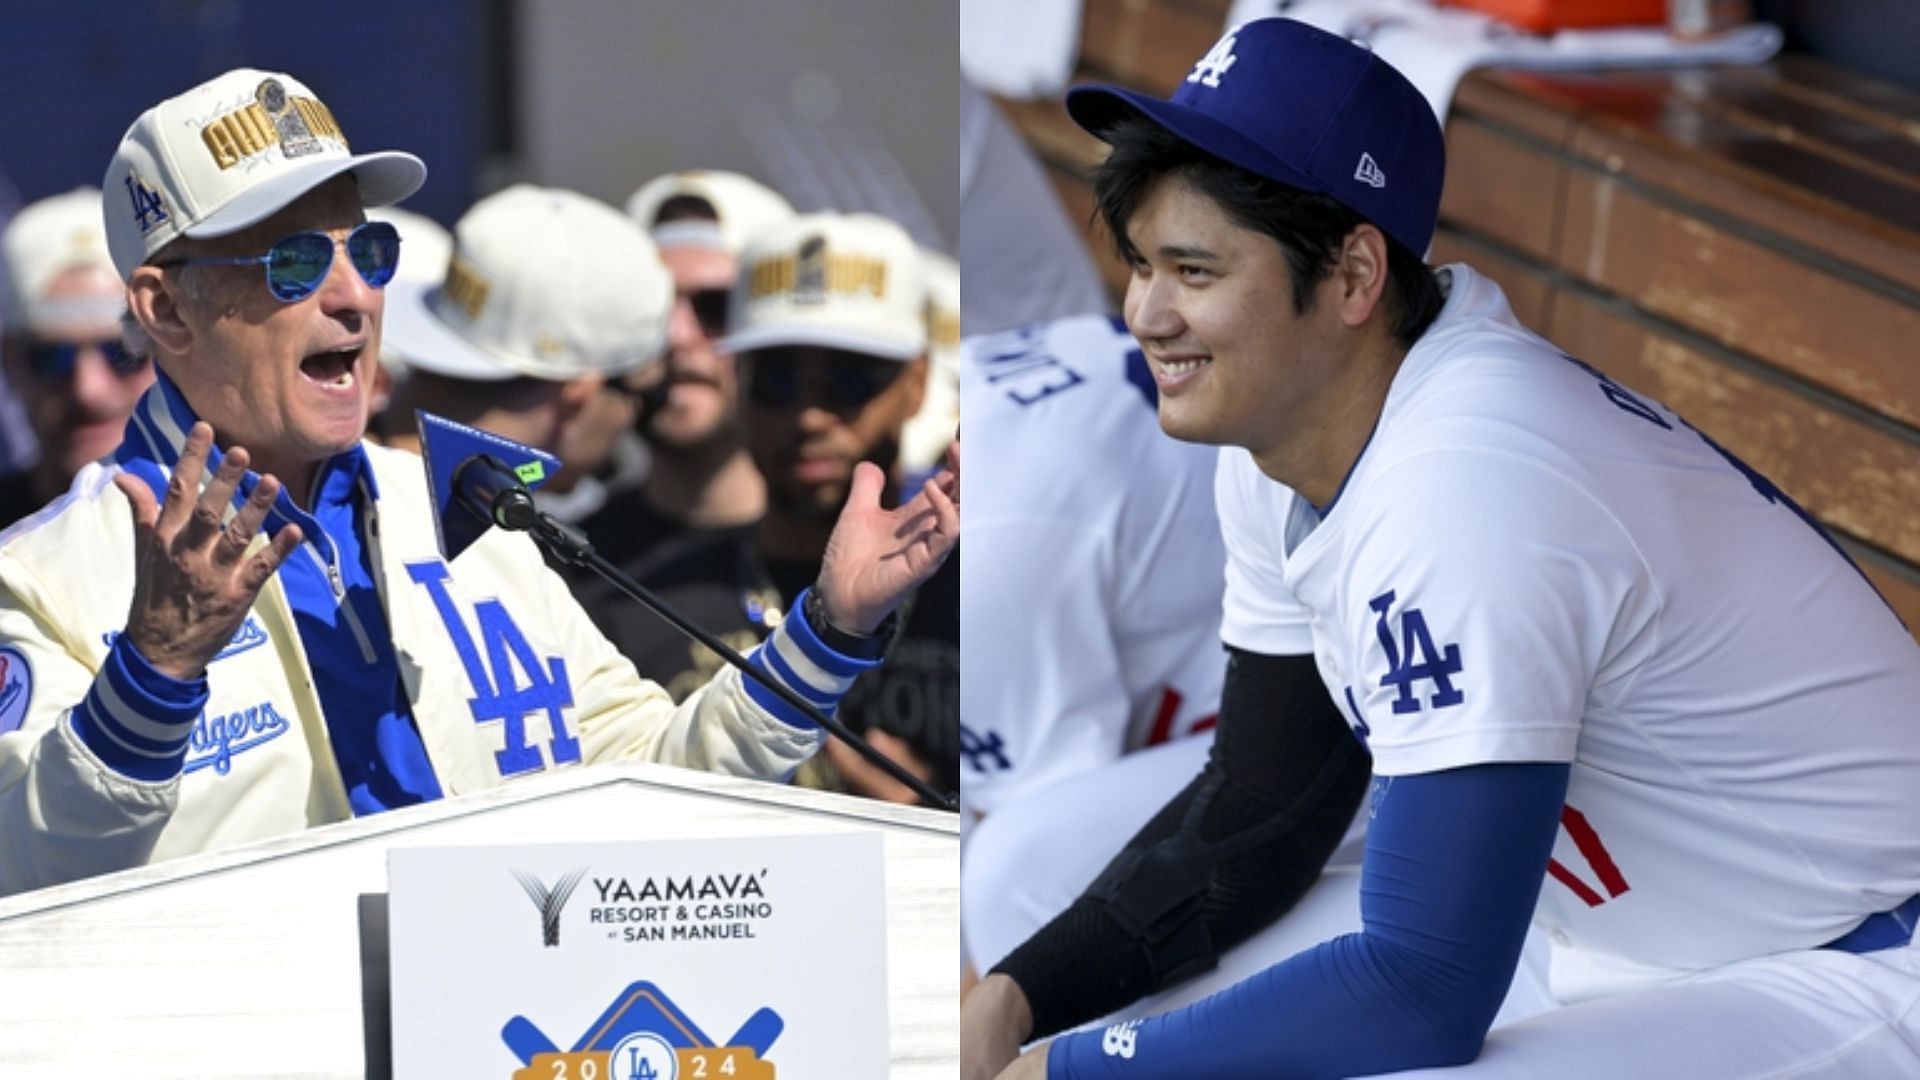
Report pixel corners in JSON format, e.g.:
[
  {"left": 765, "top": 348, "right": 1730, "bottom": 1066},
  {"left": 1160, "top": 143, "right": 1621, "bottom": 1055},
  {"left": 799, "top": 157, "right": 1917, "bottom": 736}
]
[{"left": 1049, "top": 761, "right": 1571, "bottom": 1079}]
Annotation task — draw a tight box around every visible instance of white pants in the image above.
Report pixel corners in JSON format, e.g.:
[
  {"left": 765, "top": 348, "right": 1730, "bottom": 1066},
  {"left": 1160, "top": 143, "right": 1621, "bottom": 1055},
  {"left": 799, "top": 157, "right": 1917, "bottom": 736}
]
[
  {"left": 963, "top": 734, "right": 1226, "bottom": 976},
  {"left": 965, "top": 734, "right": 1920, "bottom": 1077}
]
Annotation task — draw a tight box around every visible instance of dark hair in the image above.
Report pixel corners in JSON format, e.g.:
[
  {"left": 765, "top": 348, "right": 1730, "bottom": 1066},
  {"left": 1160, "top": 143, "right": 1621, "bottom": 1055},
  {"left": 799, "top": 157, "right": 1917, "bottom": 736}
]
[
  {"left": 652, "top": 193, "right": 720, "bottom": 227},
  {"left": 1092, "top": 116, "right": 1444, "bottom": 346}
]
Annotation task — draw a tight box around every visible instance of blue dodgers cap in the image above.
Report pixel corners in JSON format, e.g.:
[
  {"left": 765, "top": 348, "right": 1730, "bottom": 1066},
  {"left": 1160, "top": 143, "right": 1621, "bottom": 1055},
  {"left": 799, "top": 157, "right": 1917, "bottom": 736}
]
[{"left": 1066, "top": 17, "right": 1445, "bottom": 256}]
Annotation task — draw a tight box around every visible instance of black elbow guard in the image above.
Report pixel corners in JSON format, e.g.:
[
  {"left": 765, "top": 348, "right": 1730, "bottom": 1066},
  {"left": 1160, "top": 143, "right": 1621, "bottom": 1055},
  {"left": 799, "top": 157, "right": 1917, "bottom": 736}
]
[{"left": 994, "top": 649, "right": 1371, "bottom": 1038}]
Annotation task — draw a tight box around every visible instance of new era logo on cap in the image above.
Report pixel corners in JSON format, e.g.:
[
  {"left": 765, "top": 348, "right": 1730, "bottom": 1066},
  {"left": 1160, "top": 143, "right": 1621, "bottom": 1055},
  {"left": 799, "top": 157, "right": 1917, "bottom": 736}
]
[
  {"left": 1355, "top": 152, "right": 1387, "bottom": 189},
  {"left": 1066, "top": 17, "right": 1445, "bottom": 256}
]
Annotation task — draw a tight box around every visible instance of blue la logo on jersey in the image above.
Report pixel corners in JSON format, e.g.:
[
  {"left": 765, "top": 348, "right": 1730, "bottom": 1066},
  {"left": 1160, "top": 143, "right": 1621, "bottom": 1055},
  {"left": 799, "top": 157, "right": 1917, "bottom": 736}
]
[
  {"left": 407, "top": 559, "right": 580, "bottom": 777},
  {"left": 1341, "top": 686, "right": 1372, "bottom": 747},
  {"left": 1369, "top": 590, "right": 1464, "bottom": 714},
  {"left": 960, "top": 723, "right": 1012, "bottom": 773}
]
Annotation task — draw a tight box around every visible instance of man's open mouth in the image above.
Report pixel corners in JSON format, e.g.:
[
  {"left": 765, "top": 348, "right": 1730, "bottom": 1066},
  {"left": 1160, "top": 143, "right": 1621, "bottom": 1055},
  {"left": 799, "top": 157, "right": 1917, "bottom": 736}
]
[{"left": 301, "top": 347, "right": 359, "bottom": 389}]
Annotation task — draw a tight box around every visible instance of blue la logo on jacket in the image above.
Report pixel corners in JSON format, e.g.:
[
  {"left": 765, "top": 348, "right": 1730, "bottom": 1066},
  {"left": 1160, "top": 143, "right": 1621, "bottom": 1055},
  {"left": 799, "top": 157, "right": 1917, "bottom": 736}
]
[{"left": 407, "top": 559, "right": 580, "bottom": 777}]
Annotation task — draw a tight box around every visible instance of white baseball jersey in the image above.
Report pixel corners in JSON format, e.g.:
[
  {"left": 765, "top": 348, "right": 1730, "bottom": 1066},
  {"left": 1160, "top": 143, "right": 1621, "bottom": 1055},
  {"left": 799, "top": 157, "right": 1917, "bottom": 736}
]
[
  {"left": 1217, "top": 264, "right": 1920, "bottom": 999},
  {"left": 960, "top": 314, "right": 1225, "bottom": 820}
]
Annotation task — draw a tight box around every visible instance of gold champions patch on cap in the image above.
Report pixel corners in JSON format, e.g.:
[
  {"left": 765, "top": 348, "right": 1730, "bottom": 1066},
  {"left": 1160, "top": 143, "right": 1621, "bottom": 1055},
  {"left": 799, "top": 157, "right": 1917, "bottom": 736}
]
[
  {"left": 440, "top": 255, "right": 493, "bottom": 321},
  {"left": 200, "top": 78, "right": 347, "bottom": 170},
  {"left": 747, "top": 244, "right": 888, "bottom": 305},
  {"left": 930, "top": 308, "right": 960, "bottom": 350}
]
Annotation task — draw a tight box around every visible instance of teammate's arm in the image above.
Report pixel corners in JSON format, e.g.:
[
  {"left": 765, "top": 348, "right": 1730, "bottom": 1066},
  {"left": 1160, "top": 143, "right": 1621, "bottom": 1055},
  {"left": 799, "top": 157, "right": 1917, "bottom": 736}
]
[
  {"left": 970, "top": 647, "right": 1370, "bottom": 1048},
  {"left": 1042, "top": 760, "right": 1569, "bottom": 1078}
]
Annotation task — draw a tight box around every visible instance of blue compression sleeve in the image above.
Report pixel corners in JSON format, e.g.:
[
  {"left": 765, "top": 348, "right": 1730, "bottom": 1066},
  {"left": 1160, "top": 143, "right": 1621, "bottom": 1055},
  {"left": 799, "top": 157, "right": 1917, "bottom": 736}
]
[{"left": 1050, "top": 762, "right": 1571, "bottom": 1079}]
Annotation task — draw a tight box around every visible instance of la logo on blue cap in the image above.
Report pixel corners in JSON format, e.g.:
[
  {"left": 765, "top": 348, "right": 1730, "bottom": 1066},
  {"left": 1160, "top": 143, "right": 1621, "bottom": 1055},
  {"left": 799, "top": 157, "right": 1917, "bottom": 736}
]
[{"left": 1189, "top": 31, "right": 1240, "bottom": 88}]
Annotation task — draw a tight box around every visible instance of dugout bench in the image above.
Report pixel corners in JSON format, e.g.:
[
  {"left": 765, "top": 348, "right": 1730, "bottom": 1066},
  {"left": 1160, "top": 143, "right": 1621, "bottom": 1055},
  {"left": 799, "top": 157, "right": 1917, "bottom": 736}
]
[{"left": 994, "top": 0, "right": 1920, "bottom": 636}]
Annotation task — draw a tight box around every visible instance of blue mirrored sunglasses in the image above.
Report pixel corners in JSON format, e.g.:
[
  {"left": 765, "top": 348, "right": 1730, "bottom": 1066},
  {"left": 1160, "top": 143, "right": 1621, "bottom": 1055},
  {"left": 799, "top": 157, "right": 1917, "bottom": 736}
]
[
  {"left": 24, "top": 338, "right": 148, "bottom": 381},
  {"left": 156, "top": 220, "right": 401, "bottom": 303}
]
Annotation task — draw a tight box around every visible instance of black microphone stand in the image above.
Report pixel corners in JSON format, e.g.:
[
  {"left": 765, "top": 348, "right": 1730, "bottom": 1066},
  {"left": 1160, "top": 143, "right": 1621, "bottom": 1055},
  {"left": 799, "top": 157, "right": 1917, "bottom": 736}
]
[{"left": 455, "top": 456, "right": 959, "bottom": 811}]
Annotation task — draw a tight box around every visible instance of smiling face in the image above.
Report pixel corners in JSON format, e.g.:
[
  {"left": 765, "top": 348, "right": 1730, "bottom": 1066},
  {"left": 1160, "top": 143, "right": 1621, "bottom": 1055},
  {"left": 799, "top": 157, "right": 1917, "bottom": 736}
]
[
  {"left": 146, "top": 175, "right": 380, "bottom": 489},
  {"left": 1121, "top": 172, "right": 1352, "bottom": 462}
]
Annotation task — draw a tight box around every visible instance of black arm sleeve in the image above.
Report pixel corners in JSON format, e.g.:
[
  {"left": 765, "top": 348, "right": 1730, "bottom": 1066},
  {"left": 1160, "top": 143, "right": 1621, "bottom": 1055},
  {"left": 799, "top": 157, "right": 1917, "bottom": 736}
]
[{"left": 989, "top": 647, "right": 1371, "bottom": 1040}]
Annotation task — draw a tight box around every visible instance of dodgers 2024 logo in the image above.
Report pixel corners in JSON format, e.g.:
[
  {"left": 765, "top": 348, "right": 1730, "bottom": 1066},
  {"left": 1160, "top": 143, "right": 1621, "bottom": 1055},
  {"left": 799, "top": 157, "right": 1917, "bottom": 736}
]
[{"left": 502, "top": 982, "right": 781, "bottom": 1080}]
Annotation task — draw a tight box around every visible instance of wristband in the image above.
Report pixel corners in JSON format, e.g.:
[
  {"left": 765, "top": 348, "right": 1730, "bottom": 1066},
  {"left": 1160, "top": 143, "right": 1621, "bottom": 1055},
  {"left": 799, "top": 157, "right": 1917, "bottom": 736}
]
[{"left": 803, "top": 585, "right": 895, "bottom": 660}]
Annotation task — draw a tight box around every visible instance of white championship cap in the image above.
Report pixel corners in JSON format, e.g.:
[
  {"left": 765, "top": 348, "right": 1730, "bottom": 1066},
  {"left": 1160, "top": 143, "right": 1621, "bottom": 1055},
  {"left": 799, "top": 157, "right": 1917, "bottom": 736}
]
[
  {"left": 624, "top": 169, "right": 794, "bottom": 255},
  {"left": 368, "top": 206, "right": 453, "bottom": 287},
  {"left": 366, "top": 207, "right": 453, "bottom": 374},
  {"left": 102, "top": 67, "right": 426, "bottom": 280},
  {"left": 383, "top": 184, "right": 673, "bottom": 383},
  {"left": 720, "top": 211, "right": 927, "bottom": 362},
  {"left": 901, "top": 246, "right": 960, "bottom": 472},
  {"left": 1, "top": 188, "right": 124, "bottom": 333}
]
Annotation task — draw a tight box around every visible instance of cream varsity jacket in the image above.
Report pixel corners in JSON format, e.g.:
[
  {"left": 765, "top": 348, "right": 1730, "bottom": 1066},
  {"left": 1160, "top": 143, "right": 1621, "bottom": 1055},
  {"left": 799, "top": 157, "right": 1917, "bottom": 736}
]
[{"left": 0, "top": 433, "right": 842, "bottom": 896}]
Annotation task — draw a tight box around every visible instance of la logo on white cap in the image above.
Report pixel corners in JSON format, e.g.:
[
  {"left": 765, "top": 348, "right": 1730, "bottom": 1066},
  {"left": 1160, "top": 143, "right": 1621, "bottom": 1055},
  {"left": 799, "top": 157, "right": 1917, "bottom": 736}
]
[
  {"left": 1355, "top": 152, "right": 1387, "bottom": 189},
  {"left": 1188, "top": 32, "right": 1239, "bottom": 88}
]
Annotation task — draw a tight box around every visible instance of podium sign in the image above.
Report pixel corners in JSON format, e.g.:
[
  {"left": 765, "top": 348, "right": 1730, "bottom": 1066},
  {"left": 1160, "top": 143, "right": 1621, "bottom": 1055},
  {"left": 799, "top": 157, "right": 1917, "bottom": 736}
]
[{"left": 389, "top": 832, "right": 889, "bottom": 1078}]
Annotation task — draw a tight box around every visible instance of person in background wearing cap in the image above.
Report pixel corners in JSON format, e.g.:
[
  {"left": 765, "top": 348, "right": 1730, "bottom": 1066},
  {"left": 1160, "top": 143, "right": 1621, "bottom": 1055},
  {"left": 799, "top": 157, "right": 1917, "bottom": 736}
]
[
  {"left": 966, "top": 17, "right": 1920, "bottom": 1080},
  {"left": 380, "top": 185, "right": 663, "bottom": 531},
  {"left": 0, "top": 188, "right": 153, "bottom": 530},
  {"left": 899, "top": 246, "right": 960, "bottom": 484},
  {"left": 0, "top": 69, "right": 957, "bottom": 897},
  {"left": 576, "top": 170, "right": 794, "bottom": 578},
  {"left": 585, "top": 211, "right": 958, "bottom": 807},
  {"left": 361, "top": 204, "right": 452, "bottom": 445}
]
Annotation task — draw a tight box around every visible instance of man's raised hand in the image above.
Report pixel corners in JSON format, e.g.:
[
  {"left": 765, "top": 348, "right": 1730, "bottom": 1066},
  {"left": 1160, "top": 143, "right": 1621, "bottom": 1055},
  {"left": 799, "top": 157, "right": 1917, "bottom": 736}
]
[{"left": 112, "top": 422, "right": 303, "bottom": 681}]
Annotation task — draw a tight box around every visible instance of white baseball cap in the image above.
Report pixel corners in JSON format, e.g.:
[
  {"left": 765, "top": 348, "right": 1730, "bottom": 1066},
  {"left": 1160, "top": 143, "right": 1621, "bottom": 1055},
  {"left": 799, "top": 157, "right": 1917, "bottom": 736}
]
[
  {"left": 102, "top": 67, "right": 426, "bottom": 280},
  {"left": 624, "top": 170, "right": 794, "bottom": 255},
  {"left": 1, "top": 188, "right": 124, "bottom": 333},
  {"left": 383, "top": 185, "right": 672, "bottom": 383},
  {"left": 921, "top": 246, "right": 961, "bottom": 364},
  {"left": 721, "top": 212, "right": 927, "bottom": 362},
  {"left": 368, "top": 206, "right": 452, "bottom": 287},
  {"left": 367, "top": 207, "right": 453, "bottom": 374},
  {"left": 901, "top": 246, "right": 960, "bottom": 472}
]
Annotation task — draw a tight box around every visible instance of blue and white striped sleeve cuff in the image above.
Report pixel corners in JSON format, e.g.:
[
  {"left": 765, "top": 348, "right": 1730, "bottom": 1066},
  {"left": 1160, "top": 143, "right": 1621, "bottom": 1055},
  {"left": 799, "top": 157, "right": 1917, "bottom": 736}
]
[
  {"left": 69, "top": 637, "right": 208, "bottom": 782},
  {"left": 741, "top": 588, "right": 883, "bottom": 731}
]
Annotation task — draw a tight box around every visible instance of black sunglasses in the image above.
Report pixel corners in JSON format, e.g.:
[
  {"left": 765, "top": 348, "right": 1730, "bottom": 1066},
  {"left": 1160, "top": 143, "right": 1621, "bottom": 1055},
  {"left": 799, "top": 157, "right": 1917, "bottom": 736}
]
[
  {"left": 687, "top": 288, "right": 729, "bottom": 339},
  {"left": 24, "top": 338, "right": 149, "bottom": 381},
  {"left": 744, "top": 350, "right": 903, "bottom": 410}
]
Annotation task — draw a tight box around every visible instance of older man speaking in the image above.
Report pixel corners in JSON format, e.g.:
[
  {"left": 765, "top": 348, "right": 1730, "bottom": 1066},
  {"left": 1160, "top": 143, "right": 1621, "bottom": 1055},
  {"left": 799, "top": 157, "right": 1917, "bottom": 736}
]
[{"left": 0, "top": 68, "right": 957, "bottom": 897}]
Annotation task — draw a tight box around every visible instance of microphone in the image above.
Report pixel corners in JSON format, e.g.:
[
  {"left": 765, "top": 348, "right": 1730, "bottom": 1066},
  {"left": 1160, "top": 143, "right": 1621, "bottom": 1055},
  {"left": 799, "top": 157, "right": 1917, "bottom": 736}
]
[
  {"left": 453, "top": 454, "right": 540, "bottom": 532},
  {"left": 418, "top": 411, "right": 565, "bottom": 563},
  {"left": 420, "top": 413, "right": 956, "bottom": 811}
]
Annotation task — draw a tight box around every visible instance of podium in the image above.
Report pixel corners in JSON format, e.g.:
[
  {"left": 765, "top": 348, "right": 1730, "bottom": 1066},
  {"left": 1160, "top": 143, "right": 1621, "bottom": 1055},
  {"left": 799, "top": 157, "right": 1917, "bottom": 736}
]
[{"left": 0, "top": 765, "right": 958, "bottom": 1077}]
